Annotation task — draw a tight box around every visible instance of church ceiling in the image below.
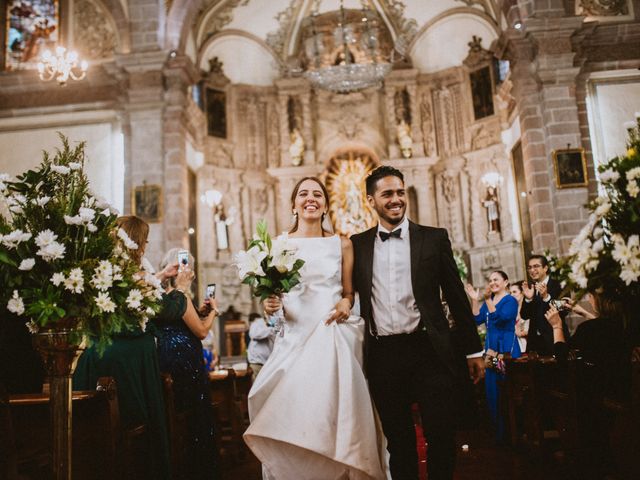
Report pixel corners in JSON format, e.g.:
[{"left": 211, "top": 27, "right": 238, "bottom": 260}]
[{"left": 192, "top": 0, "right": 503, "bottom": 83}]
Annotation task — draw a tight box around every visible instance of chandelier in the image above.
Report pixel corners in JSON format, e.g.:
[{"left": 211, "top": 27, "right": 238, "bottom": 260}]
[
  {"left": 301, "top": 0, "right": 392, "bottom": 93},
  {"left": 37, "top": 46, "right": 88, "bottom": 86}
]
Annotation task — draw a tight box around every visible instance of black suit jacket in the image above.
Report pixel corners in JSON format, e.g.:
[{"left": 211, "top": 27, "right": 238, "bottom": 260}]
[
  {"left": 520, "top": 277, "right": 569, "bottom": 354},
  {"left": 351, "top": 221, "right": 482, "bottom": 375}
]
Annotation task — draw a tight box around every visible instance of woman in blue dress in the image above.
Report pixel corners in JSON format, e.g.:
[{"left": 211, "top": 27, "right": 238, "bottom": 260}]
[{"left": 466, "top": 270, "right": 520, "bottom": 441}]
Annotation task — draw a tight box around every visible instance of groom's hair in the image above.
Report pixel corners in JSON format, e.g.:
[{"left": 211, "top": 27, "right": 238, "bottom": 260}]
[{"left": 366, "top": 165, "right": 404, "bottom": 196}]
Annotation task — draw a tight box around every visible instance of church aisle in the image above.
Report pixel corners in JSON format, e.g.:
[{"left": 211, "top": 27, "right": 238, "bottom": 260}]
[{"left": 223, "top": 429, "right": 566, "bottom": 480}]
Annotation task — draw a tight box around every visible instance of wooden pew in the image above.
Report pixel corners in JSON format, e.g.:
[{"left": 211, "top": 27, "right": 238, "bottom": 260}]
[
  {"left": 1, "top": 376, "right": 121, "bottom": 480},
  {"left": 160, "top": 373, "right": 190, "bottom": 479},
  {"left": 210, "top": 368, "right": 244, "bottom": 464}
]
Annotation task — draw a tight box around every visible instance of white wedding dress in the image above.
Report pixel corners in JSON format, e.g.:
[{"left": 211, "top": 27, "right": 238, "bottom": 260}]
[{"left": 244, "top": 235, "right": 387, "bottom": 480}]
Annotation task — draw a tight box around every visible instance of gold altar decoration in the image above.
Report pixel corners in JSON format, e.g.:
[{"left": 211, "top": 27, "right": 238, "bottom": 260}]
[{"left": 325, "top": 151, "right": 377, "bottom": 237}]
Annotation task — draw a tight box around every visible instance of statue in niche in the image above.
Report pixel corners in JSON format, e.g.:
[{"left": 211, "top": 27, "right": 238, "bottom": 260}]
[
  {"left": 482, "top": 186, "right": 501, "bottom": 234},
  {"left": 394, "top": 88, "right": 412, "bottom": 125},
  {"left": 287, "top": 96, "right": 303, "bottom": 133},
  {"left": 441, "top": 173, "right": 457, "bottom": 202},
  {"left": 289, "top": 128, "right": 305, "bottom": 166}
]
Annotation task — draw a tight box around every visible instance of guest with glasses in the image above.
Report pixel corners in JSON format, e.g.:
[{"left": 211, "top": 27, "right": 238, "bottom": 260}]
[{"left": 520, "top": 254, "right": 569, "bottom": 355}]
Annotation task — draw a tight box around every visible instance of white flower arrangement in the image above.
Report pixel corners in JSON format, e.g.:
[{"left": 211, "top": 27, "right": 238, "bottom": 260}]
[
  {"left": 560, "top": 117, "right": 640, "bottom": 300},
  {"left": 0, "top": 136, "right": 163, "bottom": 352}
]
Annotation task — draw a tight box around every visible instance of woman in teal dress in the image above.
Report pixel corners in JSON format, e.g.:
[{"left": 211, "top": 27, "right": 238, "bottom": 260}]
[
  {"left": 73, "top": 216, "right": 176, "bottom": 480},
  {"left": 466, "top": 270, "right": 520, "bottom": 441},
  {"left": 154, "top": 248, "right": 218, "bottom": 479}
]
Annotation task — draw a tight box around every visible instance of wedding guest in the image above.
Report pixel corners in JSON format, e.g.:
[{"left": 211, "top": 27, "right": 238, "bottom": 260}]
[
  {"left": 247, "top": 313, "right": 275, "bottom": 381},
  {"left": 510, "top": 281, "right": 529, "bottom": 353},
  {"left": 545, "top": 291, "right": 632, "bottom": 478},
  {"left": 73, "top": 215, "right": 173, "bottom": 480},
  {"left": 520, "top": 254, "right": 568, "bottom": 355},
  {"left": 154, "top": 248, "right": 218, "bottom": 480},
  {"left": 466, "top": 271, "right": 520, "bottom": 442}
]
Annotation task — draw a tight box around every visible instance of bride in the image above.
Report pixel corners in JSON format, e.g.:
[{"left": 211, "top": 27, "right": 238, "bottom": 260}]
[{"left": 244, "top": 177, "right": 387, "bottom": 480}]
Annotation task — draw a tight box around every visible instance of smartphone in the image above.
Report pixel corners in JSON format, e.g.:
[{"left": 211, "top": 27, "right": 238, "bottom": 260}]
[
  {"left": 206, "top": 283, "right": 216, "bottom": 299},
  {"left": 177, "top": 250, "right": 189, "bottom": 271}
]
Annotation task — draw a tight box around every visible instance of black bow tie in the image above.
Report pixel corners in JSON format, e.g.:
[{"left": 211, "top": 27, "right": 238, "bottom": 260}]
[{"left": 379, "top": 229, "right": 402, "bottom": 242}]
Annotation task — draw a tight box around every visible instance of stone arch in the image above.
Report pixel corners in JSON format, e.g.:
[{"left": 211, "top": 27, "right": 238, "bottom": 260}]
[
  {"left": 165, "top": 0, "right": 201, "bottom": 52},
  {"left": 93, "top": 0, "right": 131, "bottom": 53}
]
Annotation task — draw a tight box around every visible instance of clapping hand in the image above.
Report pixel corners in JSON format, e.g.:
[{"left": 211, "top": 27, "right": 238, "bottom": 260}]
[
  {"left": 464, "top": 283, "right": 480, "bottom": 301},
  {"left": 158, "top": 262, "right": 179, "bottom": 282},
  {"left": 536, "top": 282, "right": 548, "bottom": 299},
  {"left": 263, "top": 295, "right": 282, "bottom": 316},
  {"left": 175, "top": 268, "right": 194, "bottom": 293},
  {"left": 522, "top": 281, "right": 535, "bottom": 300}
]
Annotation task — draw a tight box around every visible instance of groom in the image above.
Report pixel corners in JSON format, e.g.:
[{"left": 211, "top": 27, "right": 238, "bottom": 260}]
[{"left": 351, "top": 166, "right": 484, "bottom": 480}]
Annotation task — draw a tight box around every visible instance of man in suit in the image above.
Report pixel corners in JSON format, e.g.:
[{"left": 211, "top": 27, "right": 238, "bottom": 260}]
[
  {"left": 520, "top": 254, "right": 569, "bottom": 355},
  {"left": 351, "top": 166, "right": 484, "bottom": 480}
]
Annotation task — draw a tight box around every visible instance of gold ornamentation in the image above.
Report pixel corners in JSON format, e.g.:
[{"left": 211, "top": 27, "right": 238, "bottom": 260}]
[{"left": 325, "top": 152, "right": 377, "bottom": 237}]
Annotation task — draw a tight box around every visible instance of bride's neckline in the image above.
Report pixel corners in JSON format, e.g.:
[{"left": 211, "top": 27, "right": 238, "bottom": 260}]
[{"left": 289, "top": 234, "right": 338, "bottom": 240}]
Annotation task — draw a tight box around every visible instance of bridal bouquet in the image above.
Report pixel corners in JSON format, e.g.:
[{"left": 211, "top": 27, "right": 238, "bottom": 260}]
[
  {"left": 0, "top": 135, "right": 163, "bottom": 352},
  {"left": 235, "top": 220, "right": 304, "bottom": 335}
]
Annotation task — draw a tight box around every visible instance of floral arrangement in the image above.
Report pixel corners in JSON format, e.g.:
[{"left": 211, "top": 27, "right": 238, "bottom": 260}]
[
  {"left": 235, "top": 220, "right": 304, "bottom": 334},
  {"left": 453, "top": 249, "right": 469, "bottom": 281},
  {"left": 0, "top": 136, "right": 163, "bottom": 351},
  {"left": 562, "top": 114, "right": 640, "bottom": 301}
]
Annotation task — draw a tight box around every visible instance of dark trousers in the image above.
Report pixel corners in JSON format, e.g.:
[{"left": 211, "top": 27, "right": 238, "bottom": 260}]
[{"left": 367, "top": 331, "right": 456, "bottom": 480}]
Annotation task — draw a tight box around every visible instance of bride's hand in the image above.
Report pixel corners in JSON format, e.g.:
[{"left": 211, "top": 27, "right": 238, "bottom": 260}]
[
  {"left": 263, "top": 295, "right": 282, "bottom": 316},
  {"left": 326, "top": 298, "right": 351, "bottom": 325}
]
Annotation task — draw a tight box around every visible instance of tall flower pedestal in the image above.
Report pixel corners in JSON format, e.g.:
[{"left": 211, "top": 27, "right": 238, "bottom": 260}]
[{"left": 33, "top": 329, "right": 85, "bottom": 480}]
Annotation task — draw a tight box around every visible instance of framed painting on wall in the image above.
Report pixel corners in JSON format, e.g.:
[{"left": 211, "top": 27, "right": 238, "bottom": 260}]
[
  {"left": 553, "top": 148, "right": 588, "bottom": 188},
  {"left": 132, "top": 183, "right": 163, "bottom": 223}
]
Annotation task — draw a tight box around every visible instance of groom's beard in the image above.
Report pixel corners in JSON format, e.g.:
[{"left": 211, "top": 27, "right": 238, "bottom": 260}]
[{"left": 376, "top": 202, "right": 406, "bottom": 226}]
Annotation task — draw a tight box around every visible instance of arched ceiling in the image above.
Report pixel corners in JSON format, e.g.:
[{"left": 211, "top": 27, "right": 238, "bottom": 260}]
[{"left": 187, "top": 0, "right": 504, "bottom": 84}]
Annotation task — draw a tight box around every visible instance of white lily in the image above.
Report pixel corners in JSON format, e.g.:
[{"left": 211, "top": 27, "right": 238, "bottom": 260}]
[{"left": 236, "top": 245, "right": 268, "bottom": 279}]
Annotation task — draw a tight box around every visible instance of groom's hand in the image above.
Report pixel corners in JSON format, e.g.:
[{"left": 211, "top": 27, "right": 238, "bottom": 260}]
[{"left": 467, "top": 357, "right": 485, "bottom": 384}]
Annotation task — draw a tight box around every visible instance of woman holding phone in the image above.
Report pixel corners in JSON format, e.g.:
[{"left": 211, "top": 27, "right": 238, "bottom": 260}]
[{"left": 154, "top": 248, "right": 219, "bottom": 479}]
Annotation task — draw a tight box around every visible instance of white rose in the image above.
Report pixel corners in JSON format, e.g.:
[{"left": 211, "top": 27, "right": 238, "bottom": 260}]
[{"left": 598, "top": 169, "right": 620, "bottom": 183}]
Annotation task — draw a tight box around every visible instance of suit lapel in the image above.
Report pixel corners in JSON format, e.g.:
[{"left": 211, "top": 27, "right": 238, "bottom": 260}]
[
  {"left": 409, "top": 221, "right": 424, "bottom": 297},
  {"left": 361, "top": 227, "right": 376, "bottom": 303}
]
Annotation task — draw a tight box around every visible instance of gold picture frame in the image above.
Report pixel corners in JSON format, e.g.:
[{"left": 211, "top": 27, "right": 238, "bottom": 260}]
[
  {"left": 132, "top": 184, "right": 163, "bottom": 223},
  {"left": 552, "top": 148, "right": 588, "bottom": 189}
]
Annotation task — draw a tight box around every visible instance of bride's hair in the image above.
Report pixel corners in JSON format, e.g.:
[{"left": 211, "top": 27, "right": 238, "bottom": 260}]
[{"left": 289, "top": 176, "right": 332, "bottom": 235}]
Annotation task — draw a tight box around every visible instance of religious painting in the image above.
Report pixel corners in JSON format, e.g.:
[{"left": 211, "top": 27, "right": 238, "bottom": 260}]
[
  {"left": 325, "top": 151, "right": 377, "bottom": 237},
  {"left": 469, "top": 65, "right": 494, "bottom": 120},
  {"left": 553, "top": 148, "right": 588, "bottom": 188},
  {"left": 206, "top": 87, "right": 227, "bottom": 138},
  {"left": 5, "top": 0, "right": 59, "bottom": 70},
  {"left": 132, "top": 183, "right": 163, "bottom": 223}
]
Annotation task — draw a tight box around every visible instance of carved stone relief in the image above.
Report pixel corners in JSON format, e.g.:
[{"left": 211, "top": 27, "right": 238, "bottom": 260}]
[
  {"left": 420, "top": 92, "right": 436, "bottom": 157},
  {"left": 577, "top": 0, "right": 630, "bottom": 16},
  {"left": 201, "top": 0, "right": 250, "bottom": 41},
  {"left": 73, "top": 0, "right": 117, "bottom": 59},
  {"left": 267, "top": 103, "right": 281, "bottom": 168},
  {"left": 265, "top": 0, "right": 300, "bottom": 61},
  {"left": 380, "top": 0, "right": 419, "bottom": 56}
]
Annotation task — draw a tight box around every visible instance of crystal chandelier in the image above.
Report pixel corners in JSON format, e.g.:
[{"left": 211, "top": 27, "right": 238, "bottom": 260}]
[
  {"left": 37, "top": 46, "right": 88, "bottom": 86},
  {"left": 302, "top": 0, "right": 392, "bottom": 93}
]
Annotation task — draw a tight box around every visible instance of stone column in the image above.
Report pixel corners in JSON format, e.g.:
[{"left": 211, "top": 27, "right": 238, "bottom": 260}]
[{"left": 498, "top": 5, "right": 590, "bottom": 254}]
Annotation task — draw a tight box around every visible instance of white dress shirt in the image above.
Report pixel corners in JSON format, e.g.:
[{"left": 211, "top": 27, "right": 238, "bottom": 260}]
[
  {"left": 371, "top": 217, "right": 484, "bottom": 359},
  {"left": 371, "top": 217, "right": 421, "bottom": 335}
]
